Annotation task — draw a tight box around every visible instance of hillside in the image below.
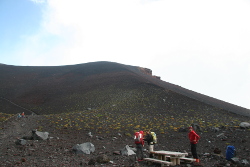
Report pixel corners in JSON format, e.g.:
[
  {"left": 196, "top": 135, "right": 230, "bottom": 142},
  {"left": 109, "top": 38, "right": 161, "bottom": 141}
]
[
  {"left": 1, "top": 61, "right": 250, "bottom": 166},
  {"left": 0, "top": 61, "right": 249, "bottom": 117}
]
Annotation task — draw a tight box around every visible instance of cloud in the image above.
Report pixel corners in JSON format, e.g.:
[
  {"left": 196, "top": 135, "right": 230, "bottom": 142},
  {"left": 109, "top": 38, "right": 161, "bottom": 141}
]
[
  {"left": 13, "top": 0, "right": 250, "bottom": 108},
  {"left": 39, "top": 0, "right": 249, "bottom": 63},
  {"left": 16, "top": 0, "right": 250, "bottom": 69}
]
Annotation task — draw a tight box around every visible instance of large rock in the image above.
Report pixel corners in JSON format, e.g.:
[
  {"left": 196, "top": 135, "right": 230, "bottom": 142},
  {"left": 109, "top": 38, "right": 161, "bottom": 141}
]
[
  {"left": 120, "top": 145, "right": 135, "bottom": 156},
  {"left": 72, "top": 142, "right": 95, "bottom": 154},
  {"left": 239, "top": 122, "right": 250, "bottom": 129},
  {"left": 32, "top": 130, "right": 49, "bottom": 140}
]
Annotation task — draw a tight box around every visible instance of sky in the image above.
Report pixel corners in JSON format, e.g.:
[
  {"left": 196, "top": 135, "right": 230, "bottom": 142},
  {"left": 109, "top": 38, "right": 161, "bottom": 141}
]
[{"left": 0, "top": 0, "right": 250, "bottom": 110}]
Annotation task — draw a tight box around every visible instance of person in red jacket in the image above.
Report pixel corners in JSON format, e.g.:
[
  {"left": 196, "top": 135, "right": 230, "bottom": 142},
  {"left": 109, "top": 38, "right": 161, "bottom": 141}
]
[
  {"left": 188, "top": 126, "right": 200, "bottom": 162},
  {"left": 134, "top": 130, "right": 144, "bottom": 161},
  {"left": 21, "top": 112, "right": 25, "bottom": 118}
]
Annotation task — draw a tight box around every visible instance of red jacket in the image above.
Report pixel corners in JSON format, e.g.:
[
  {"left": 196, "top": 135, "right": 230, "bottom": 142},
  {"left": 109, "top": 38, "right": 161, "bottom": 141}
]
[
  {"left": 188, "top": 130, "right": 200, "bottom": 144},
  {"left": 134, "top": 132, "right": 144, "bottom": 145}
]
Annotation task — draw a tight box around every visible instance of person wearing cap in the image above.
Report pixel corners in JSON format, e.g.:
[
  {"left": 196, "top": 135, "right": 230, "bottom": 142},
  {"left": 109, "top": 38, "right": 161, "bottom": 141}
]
[
  {"left": 188, "top": 126, "right": 200, "bottom": 163},
  {"left": 143, "top": 130, "right": 154, "bottom": 158}
]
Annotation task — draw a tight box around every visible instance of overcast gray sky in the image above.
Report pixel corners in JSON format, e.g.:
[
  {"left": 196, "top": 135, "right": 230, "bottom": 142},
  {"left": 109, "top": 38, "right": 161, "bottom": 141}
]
[{"left": 1, "top": 0, "right": 250, "bottom": 109}]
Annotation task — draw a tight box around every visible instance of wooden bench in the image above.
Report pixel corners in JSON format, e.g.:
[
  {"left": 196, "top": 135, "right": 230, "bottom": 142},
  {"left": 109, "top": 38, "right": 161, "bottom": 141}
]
[
  {"left": 144, "top": 158, "right": 173, "bottom": 167},
  {"left": 180, "top": 157, "right": 196, "bottom": 162}
]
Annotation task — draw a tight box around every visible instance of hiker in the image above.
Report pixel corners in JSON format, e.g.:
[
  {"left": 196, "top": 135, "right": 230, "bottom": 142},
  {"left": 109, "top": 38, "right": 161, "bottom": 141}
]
[
  {"left": 188, "top": 126, "right": 200, "bottom": 163},
  {"left": 144, "top": 130, "right": 154, "bottom": 158},
  {"left": 21, "top": 112, "right": 25, "bottom": 118},
  {"left": 17, "top": 113, "right": 22, "bottom": 118},
  {"left": 134, "top": 130, "right": 144, "bottom": 161}
]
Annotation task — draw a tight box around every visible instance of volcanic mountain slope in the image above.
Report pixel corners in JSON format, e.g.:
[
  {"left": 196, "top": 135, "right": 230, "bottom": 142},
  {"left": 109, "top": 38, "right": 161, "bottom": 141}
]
[
  {"left": 0, "top": 61, "right": 249, "bottom": 117},
  {"left": 1, "top": 61, "right": 250, "bottom": 166}
]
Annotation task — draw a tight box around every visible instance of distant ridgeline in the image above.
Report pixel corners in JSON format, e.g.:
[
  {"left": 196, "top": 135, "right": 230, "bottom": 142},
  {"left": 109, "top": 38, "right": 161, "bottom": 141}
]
[{"left": 0, "top": 61, "right": 249, "bottom": 116}]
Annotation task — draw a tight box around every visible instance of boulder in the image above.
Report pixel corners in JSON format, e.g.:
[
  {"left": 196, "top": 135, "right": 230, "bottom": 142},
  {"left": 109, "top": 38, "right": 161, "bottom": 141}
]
[
  {"left": 239, "top": 122, "right": 250, "bottom": 129},
  {"left": 72, "top": 142, "right": 95, "bottom": 154},
  {"left": 120, "top": 145, "right": 135, "bottom": 156},
  {"left": 32, "top": 130, "right": 49, "bottom": 140}
]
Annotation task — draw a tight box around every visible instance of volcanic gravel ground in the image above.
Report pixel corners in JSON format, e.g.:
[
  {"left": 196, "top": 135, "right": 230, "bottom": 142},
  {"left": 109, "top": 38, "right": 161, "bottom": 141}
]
[{"left": 0, "top": 115, "right": 250, "bottom": 167}]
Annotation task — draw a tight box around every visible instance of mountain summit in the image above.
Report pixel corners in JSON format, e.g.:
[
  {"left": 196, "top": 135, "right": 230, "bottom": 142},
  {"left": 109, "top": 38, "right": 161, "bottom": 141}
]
[{"left": 0, "top": 61, "right": 249, "bottom": 116}]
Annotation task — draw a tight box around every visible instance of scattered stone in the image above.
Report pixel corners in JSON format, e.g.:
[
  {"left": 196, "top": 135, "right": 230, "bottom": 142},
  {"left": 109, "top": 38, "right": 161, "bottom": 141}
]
[
  {"left": 216, "top": 133, "right": 224, "bottom": 138},
  {"left": 120, "top": 145, "right": 135, "bottom": 156},
  {"left": 88, "top": 132, "right": 93, "bottom": 138},
  {"left": 97, "top": 136, "right": 104, "bottom": 140},
  {"left": 72, "top": 142, "right": 95, "bottom": 154},
  {"left": 212, "top": 127, "right": 220, "bottom": 132},
  {"left": 216, "top": 133, "right": 227, "bottom": 140},
  {"left": 241, "top": 159, "right": 249, "bottom": 165},
  {"left": 32, "top": 129, "right": 49, "bottom": 140},
  {"left": 239, "top": 122, "right": 250, "bottom": 129},
  {"left": 96, "top": 154, "right": 110, "bottom": 163},
  {"left": 231, "top": 157, "right": 242, "bottom": 166},
  {"left": 113, "top": 151, "right": 120, "bottom": 155}
]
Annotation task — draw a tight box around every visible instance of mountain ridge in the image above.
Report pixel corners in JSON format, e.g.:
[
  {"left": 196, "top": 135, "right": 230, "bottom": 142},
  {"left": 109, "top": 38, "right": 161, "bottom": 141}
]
[{"left": 0, "top": 61, "right": 249, "bottom": 117}]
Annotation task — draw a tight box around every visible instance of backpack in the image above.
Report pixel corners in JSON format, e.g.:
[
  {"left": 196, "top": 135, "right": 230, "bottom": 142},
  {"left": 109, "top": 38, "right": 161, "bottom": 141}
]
[
  {"left": 134, "top": 132, "right": 143, "bottom": 144},
  {"left": 226, "top": 145, "right": 236, "bottom": 160},
  {"left": 151, "top": 132, "right": 157, "bottom": 144}
]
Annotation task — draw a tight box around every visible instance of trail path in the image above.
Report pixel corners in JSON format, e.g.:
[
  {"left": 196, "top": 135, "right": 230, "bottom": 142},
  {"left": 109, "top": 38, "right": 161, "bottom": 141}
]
[{"left": 0, "top": 97, "right": 38, "bottom": 115}]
